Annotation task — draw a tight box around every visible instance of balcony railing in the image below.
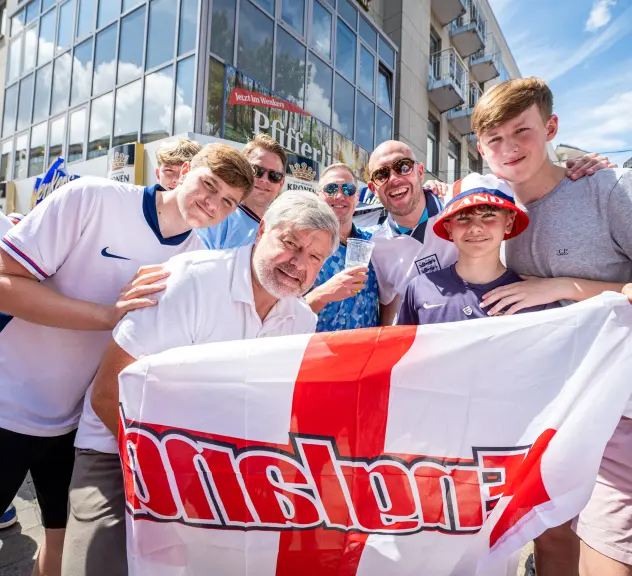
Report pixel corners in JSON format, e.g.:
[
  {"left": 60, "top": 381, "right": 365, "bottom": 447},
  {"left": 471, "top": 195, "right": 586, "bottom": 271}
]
[
  {"left": 446, "top": 82, "right": 481, "bottom": 135},
  {"left": 428, "top": 48, "right": 468, "bottom": 112},
  {"left": 450, "top": 0, "right": 487, "bottom": 57},
  {"left": 469, "top": 33, "right": 501, "bottom": 84}
]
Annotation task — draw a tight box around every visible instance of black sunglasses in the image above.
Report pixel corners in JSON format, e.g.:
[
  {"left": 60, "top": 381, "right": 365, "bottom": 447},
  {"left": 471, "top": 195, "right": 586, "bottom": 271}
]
[
  {"left": 321, "top": 182, "right": 357, "bottom": 197},
  {"left": 251, "top": 164, "right": 285, "bottom": 184},
  {"left": 370, "top": 157, "right": 416, "bottom": 186}
]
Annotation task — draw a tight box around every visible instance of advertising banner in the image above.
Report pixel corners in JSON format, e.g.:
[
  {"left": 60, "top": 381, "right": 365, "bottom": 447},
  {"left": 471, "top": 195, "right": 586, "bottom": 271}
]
[
  {"left": 31, "top": 158, "right": 80, "bottom": 209},
  {"left": 107, "top": 142, "right": 145, "bottom": 185},
  {"left": 120, "top": 294, "right": 632, "bottom": 575}
]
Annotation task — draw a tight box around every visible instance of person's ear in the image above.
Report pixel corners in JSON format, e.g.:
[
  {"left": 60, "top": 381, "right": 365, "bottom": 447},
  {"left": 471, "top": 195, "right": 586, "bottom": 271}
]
[
  {"left": 155, "top": 167, "right": 160, "bottom": 181},
  {"left": 254, "top": 220, "right": 265, "bottom": 244},
  {"left": 505, "top": 212, "right": 517, "bottom": 235},
  {"left": 417, "top": 162, "right": 425, "bottom": 181},
  {"left": 443, "top": 220, "right": 453, "bottom": 240},
  {"left": 545, "top": 115, "right": 559, "bottom": 142},
  {"left": 477, "top": 141, "right": 486, "bottom": 158},
  {"left": 367, "top": 181, "right": 376, "bottom": 194},
  {"left": 179, "top": 162, "right": 191, "bottom": 180}
]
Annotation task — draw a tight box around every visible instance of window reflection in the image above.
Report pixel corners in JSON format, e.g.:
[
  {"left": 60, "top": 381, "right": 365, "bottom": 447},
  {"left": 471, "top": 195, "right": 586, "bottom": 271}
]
[
  {"left": 275, "top": 27, "right": 305, "bottom": 107},
  {"left": 359, "top": 46, "right": 374, "bottom": 96},
  {"left": 338, "top": 0, "right": 357, "bottom": 29},
  {"left": 146, "top": 0, "right": 176, "bottom": 70},
  {"left": 98, "top": 0, "right": 121, "bottom": 28},
  {"left": 17, "top": 75, "right": 34, "bottom": 131},
  {"left": 210, "top": 0, "right": 235, "bottom": 63},
  {"left": 359, "top": 17, "right": 377, "bottom": 50},
  {"left": 237, "top": 1, "right": 273, "bottom": 87},
  {"left": 252, "top": 0, "right": 274, "bottom": 15},
  {"left": 76, "top": 0, "right": 95, "bottom": 39},
  {"left": 93, "top": 24, "right": 117, "bottom": 95},
  {"left": 282, "top": 0, "right": 304, "bottom": 36},
  {"left": 51, "top": 53, "right": 72, "bottom": 115},
  {"left": 68, "top": 108, "right": 86, "bottom": 162},
  {"left": 0, "top": 141, "right": 13, "bottom": 182},
  {"left": 310, "top": 1, "right": 331, "bottom": 60},
  {"left": 333, "top": 73, "right": 353, "bottom": 140},
  {"left": 205, "top": 57, "right": 225, "bottom": 137},
  {"left": 25, "top": 1, "right": 39, "bottom": 24},
  {"left": 335, "top": 19, "right": 355, "bottom": 83},
  {"left": 43, "top": 0, "right": 57, "bottom": 11},
  {"left": 355, "top": 92, "right": 374, "bottom": 151},
  {"left": 377, "top": 65, "right": 392, "bottom": 112},
  {"left": 49, "top": 116, "right": 66, "bottom": 164},
  {"left": 376, "top": 107, "right": 392, "bottom": 147},
  {"left": 122, "top": 0, "right": 142, "bottom": 11},
  {"left": 57, "top": 0, "right": 75, "bottom": 52},
  {"left": 178, "top": 0, "right": 197, "bottom": 56},
  {"left": 175, "top": 57, "right": 195, "bottom": 134},
  {"left": 2, "top": 85, "right": 18, "bottom": 137},
  {"left": 14, "top": 134, "right": 28, "bottom": 180},
  {"left": 88, "top": 91, "right": 113, "bottom": 158},
  {"left": 118, "top": 6, "right": 145, "bottom": 85},
  {"left": 71, "top": 38, "right": 93, "bottom": 105},
  {"left": 142, "top": 65, "right": 173, "bottom": 143},
  {"left": 8, "top": 36, "right": 22, "bottom": 83},
  {"left": 33, "top": 64, "right": 53, "bottom": 124},
  {"left": 23, "top": 26, "right": 38, "bottom": 73},
  {"left": 114, "top": 79, "right": 141, "bottom": 146},
  {"left": 11, "top": 10, "right": 25, "bottom": 36},
  {"left": 29, "top": 122, "right": 47, "bottom": 177},
  {"left": 379, "top": 37, "right": 395, "bottom": 69},
  {"left": 306, "top": 54, "right": 332, "bottom": 124},
  {"left": 38, "top": 8, "right": 56, "bottom": 66}
]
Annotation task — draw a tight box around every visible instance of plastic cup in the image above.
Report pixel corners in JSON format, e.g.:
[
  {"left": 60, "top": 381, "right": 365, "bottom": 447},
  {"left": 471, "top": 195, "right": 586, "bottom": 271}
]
[{"left": 345, "top": 238, "right": 374, "bottom": 292}]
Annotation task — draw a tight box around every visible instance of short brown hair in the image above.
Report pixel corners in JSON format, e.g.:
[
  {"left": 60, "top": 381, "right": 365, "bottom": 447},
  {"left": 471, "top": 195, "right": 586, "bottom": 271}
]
[
  {"left": 319, "top": 162, "right": 357, "bottom": 186},
  {"left": 472, "top": 77, "right": 554, "bottom": 136},
  {"left": 242, "top": 133, "right": 288, "bottom": 171},
  {"left": 190, "top": 143, "right": 255, "bottom": 200},
  {"left": 155, "top": 138, "right": 202, "bottom": 167}
]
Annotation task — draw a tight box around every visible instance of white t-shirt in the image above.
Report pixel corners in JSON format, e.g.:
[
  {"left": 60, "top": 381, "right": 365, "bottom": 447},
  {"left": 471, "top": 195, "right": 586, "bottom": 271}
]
[
  {"left": 76, "top": 244, "right": 318, "bottom": 454},
  {"left": 371, "top": 191, "right": 458, "bottom": 305},
  {"left": 0, "top": 177, "right": 203, "bottom": 437},
  {"left": 0, "top": 212, "right": 13, "bottom": 236}
]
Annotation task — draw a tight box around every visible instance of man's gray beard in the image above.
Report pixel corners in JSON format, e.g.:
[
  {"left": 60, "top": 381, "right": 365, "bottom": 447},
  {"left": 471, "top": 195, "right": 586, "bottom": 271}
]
[{"left": 253, "top": 253, "right": 300, "bottom": 300}]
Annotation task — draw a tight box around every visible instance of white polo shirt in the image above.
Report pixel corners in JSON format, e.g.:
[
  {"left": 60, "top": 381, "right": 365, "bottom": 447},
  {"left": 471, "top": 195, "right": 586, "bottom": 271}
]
[
  {"left": 371, "top": 191, "right": 458, "bottom": 304},
  {"left": 0, "top": 212, "right": 12, "bottom": 236},
  {"left": 0, "top": 177, "right": 203, "bottom": 437},
  {"left": 76, "top": 244, "right": 317, "bottom": 454}
]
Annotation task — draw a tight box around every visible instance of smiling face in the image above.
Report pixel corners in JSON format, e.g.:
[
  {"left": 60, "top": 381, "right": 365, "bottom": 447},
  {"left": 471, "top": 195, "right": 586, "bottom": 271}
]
[
  {"left": 316, "top": 167, "right": 358, "bottom": 229},
  {"left": 243, "top": 147, "right": 285, "bottom": 213},
  {"left": 367, "top": 141, "right": 424, "bottom": 217},
  {"left": 443, "top": 205, "right": 516, "bottom": 258},
  {"left": 155, "top": 163, "right": 184, "bottom": 190},
  {"left": 477, "top": 104, "right": 558, "bottom": 185},
  {"left": 252, "top": 222, "right": 332, "bottom": 298},
  {"left": 175, "top": 165, "right": 245, "bottom": 228}
]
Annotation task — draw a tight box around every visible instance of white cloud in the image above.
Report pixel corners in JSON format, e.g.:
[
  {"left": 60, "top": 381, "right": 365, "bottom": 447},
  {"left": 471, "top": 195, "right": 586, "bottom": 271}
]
[{"left": 585, "top": 0, "right": 617, "bottom": 32}]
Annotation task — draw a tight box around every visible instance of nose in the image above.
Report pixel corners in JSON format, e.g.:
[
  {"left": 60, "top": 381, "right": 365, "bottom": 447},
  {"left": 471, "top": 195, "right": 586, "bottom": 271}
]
[
  {"left": 501, "top": 136, "right": 519, "bottom": 155},
  {"left": 203, "top": 194, "right": 220, "bottom": 216},
  {"left": 468, "top": 220, "right": 484, "bottom": 233}
]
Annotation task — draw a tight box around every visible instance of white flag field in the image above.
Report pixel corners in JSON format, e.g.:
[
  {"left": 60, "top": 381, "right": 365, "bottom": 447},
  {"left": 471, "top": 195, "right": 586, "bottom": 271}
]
[{"left": 119, "top": 293, "right": 632, "bottom": 576}]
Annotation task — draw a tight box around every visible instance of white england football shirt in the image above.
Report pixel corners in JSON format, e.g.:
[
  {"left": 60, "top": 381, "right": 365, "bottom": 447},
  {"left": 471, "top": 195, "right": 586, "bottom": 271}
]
[
  {"left": 78, "top": 244, "right": 318, "bottom": 454},
  {"left": 0, "top": 177, "right": 204, "bottom": 437},
  {"left": 370, "top": 191, "right": 458, "bottom": 304}
]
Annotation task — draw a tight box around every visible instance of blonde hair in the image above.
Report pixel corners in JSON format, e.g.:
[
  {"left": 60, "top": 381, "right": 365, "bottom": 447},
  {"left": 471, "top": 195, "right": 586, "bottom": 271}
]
[
  {"left": 319, "top": 162, "right": 357, "bottom": 186},
  {"left": 190, "top": 143, "right": 255, "bottom": 200},
  {"left": 155, "top": 138, "right": 203, "bottom": 167},
  {"left": 472, "top": 77, "right": 554, "bottom": 136},
  {"left": 242, "top": 133, "right": 288, "bottom": 170}
]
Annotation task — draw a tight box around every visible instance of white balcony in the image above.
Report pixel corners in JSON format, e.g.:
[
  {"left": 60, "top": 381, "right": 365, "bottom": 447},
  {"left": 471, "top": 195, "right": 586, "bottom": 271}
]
[
  {"left": 447, "top": 82, "right": 482, "bottom": 135},
  {"left": 450, "top": 0, "right": 486, "bottom": 58},
  {"left": 469, "top": 33, "right": 501, "bottom": 84},
  {"left": 431, "top": 0, "right": 467, "bottom": 26},
  {"left": 428, "top": 48, "right": 467, "bottom": 113}
]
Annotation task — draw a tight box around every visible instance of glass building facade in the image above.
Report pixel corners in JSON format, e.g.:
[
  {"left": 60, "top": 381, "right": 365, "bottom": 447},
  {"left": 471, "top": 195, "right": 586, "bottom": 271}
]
[{"left": 0, "top": 0, "right": 396, "bottom": 183}]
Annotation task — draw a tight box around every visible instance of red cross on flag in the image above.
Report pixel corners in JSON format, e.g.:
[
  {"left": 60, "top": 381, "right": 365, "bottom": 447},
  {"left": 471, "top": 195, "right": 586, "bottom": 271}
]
[{"left": 119, "top": 294, "right": 632, "bottom": 576}]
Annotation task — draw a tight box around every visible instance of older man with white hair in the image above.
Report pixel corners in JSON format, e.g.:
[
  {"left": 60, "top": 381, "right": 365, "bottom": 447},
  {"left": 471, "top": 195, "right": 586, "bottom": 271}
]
[{"left": 60, "top": 191, "right": 339, "bottom": 576}]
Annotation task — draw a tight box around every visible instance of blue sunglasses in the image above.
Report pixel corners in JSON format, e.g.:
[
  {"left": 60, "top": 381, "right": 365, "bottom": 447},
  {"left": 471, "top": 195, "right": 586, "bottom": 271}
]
[{"left": 321, "top": 182, "right": 357, "bottom": 197}]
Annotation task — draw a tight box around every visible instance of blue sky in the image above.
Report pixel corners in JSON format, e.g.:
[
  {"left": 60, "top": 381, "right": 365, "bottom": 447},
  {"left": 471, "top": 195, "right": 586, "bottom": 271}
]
[{"left": 487, "top": 0, "right": 632, "bottom": 166}]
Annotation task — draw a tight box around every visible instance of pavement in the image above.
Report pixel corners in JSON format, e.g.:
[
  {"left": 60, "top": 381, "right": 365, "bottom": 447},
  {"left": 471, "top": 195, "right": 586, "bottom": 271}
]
[{"left": 0, "top": 477, "right": 43, "bottom": 576}]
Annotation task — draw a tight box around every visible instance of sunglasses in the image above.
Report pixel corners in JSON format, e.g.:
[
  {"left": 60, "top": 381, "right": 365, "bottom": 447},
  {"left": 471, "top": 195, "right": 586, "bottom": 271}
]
[
  {"left": 320, "top": 182, "right": 357, "bottom": 197},
  {"left": 370, "top": 157, "right": 416, "bottom": 186},
  {"left": 251, "top": 164, "right": 285, "bottom": 184}
]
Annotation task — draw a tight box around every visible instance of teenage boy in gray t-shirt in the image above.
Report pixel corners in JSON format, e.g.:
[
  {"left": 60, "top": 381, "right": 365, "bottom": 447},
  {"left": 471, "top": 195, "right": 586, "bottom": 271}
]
[{"left": 473, "top": 77, "right": 632, "bottom": 576}]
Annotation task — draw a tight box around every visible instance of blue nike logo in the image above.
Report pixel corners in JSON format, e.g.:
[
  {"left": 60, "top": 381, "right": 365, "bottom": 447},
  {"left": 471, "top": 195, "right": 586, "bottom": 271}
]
[{"left": 101, "top": 247, "right": 130, "bottom": 260}]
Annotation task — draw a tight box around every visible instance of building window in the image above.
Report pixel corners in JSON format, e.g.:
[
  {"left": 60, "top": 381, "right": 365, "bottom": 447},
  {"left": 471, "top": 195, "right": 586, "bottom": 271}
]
[
  {"left": 142, "top": 65, "right": 173, "bottom": 143},
  {"left": 71, "top": 37, "right": 94, "bottom": 106},
  {"left": 51, "top": 53, "right": 72, "bottom": 115},
  {"left": 2, "top": 84, "right": 18, "bottom": 137},
  {"left": 468, "top": 153, "right": 482, "bottom": 174},
  {"left": 122, "top": 0, "right": 142, "bottom": 11},
  {"left": 376, "top": 107, "right": 392, "bottom": 147},
  {"left": 359, "top": 16, "right": 377, "bottom": 50},
  {"left": 37, "top": 7, "right": 56, "bottom": 66},
  {"left": 8, "top": 36, "right": 22, "bottom": 83},
  {"left": 0, "top": 3, "right": 7, "bottom": 38},
  {"left": 76, "top": 0, "right": 95, "bottom": 40},
  {"left": 48, "top": 116, "right": 66, "bottom": 165},
  {"left": 205, "top": 57, "right": 225, "bottom": 137},
  {"left": 377, "top": 64, "right": 392, "bottom": 112},
  {"left": 447, "top": 136, "right": 461, "bottom": 184},
  {"left": 0, "top": 140, "right": 13, "bottom": 181},
  {"left": 146, "top": 0, "right": 176, "bottom": 70},
  {"left": 333, "top": 73, "right": 354, "bottom": 140},
  {"left": 29, "top": 122, "right": 47, "bottom": 177},
  {"left": 17, "top": 75, "right": 35, "bottom": 132},
  {"left": 178, "top": 0, "right": 197, "bottom": 56},
  {"left": 310, "top": 0, "right": 331, "bottom": 60},
  {"left": 118, "top": 5, "right": 145, "bottom": 85},
  {"left": 429, "top": 29, "right": 441, "bottom": 80},
  {"left": 88, "top": 91, "right": 113, "bottom": 158},
  {"left": 237, "top": 0, "right": 273, "bottom": 87},
  {"left": 10, "top": 9, "right": 25, "bottom": 36},
  {"left": 335, "top": 18, "right": 356, "bottom": 83},
  {"left": 43, "top": 0, "right": 57, "bottom": 12},
  {"left": 282, "top": 0, "right": 305, "bottom": 36},
  {"left": 210, "top": 0, "right": 235, "bottom": 63},
  {"left": 23, "top": 25, "right": 37, "bottom": 73},
  {"left": 275, "top": 27, "right": 306, "bottom": 106},
  {"left": 355, "top": 92, "right": 374, "bottom": 151},
  {"left": 68, "top": 107, "right": 86, "bottom": 162},
  {"left": 338, "top": 0, "right": 357, "bottom": 29},
  {"left": 25, "top": 0, "right": 39, "bottom": 24},
  {"left": 251, "top": 0, "right": 274, "bottom": 15},
  {"left": 305, "top": 53, "right": 332, "bottom": 124},
  {"left": 97, "top": 0, "right": 121, "bottom": 29},
  {"left": 175, "top": 56, "right": 195, "bottom": 134},
  {"left": 359, "top": 45, "right": 374, "bottom": 96},
  {"left": 33, "top": 64, "right": 53, "bottom": 124},
  {"left": 113, "top": 78, "right": 141, "bottom": 146},
  {"left": 427, "top": 115, "right": 439, "bottom": 176},
  {"left": 57, "top": 0, "right": 75, "bottom": 53},
  {"left": 14, "top": 133, "right": 28, "bottom": 180},
  {"left": 93, "top": 24, "right": 117, "bottom": 95}
]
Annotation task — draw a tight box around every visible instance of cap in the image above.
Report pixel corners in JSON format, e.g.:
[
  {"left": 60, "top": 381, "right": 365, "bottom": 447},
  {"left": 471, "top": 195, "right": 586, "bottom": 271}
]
[{"left": 432, "top": 172, "right": 529, "bottom": 242}]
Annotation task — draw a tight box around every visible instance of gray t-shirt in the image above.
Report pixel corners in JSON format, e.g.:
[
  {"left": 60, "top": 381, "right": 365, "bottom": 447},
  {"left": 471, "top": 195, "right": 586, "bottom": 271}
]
[{"left": 506, "top": 169, "right": 632, "bottom": 305}]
